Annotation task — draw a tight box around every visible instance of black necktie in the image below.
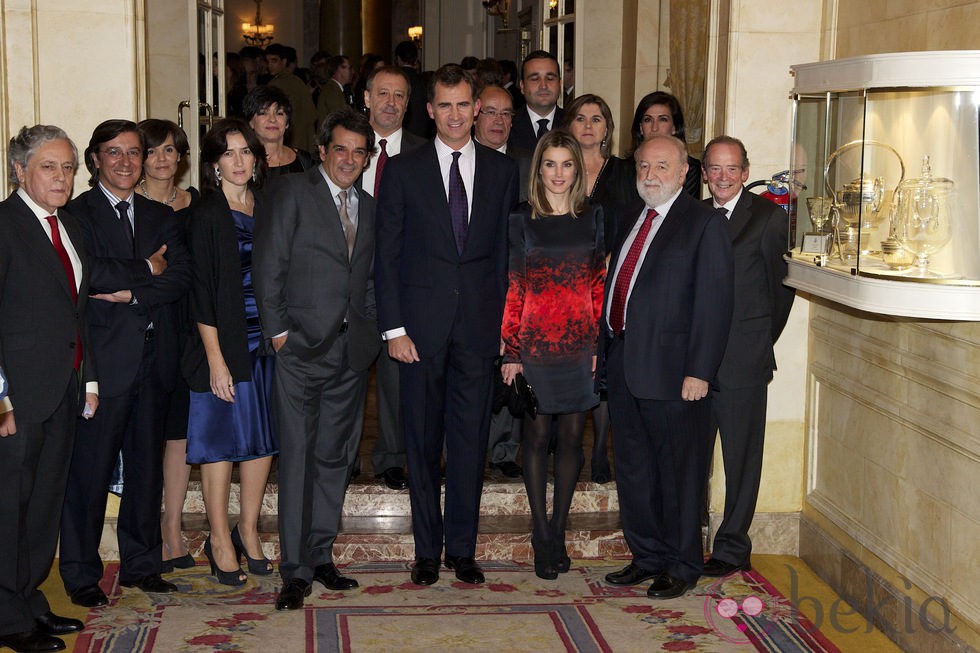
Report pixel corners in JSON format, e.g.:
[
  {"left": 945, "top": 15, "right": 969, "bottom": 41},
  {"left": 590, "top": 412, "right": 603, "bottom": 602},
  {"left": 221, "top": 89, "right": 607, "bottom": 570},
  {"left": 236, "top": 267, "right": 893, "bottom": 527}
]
[
  {"left": 536, "top": 118, "right": 549, "bottom": 139},
  {"left": 448, "top": 151, "right": 468, "bottom": 255},
  {"left": 116, "top": 200, "right": 134, "bottom": 254}
]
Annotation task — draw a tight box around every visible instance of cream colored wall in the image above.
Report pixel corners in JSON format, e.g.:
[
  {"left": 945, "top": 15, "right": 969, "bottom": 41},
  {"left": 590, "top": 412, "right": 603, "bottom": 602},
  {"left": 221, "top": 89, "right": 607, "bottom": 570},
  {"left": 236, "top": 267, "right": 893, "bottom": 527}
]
[
  {"left": 0, "top": 0, "right": 146, "bottom": 194},
  {"left": 836, "top": 0, "right": 980, "bottom": 57}
]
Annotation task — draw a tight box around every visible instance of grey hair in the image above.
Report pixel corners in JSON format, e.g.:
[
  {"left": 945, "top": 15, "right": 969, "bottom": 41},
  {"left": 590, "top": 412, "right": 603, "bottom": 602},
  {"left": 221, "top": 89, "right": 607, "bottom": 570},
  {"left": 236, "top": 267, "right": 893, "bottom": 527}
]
[{"left": 7, "top": 124, "right": 78, "bottom": 186}]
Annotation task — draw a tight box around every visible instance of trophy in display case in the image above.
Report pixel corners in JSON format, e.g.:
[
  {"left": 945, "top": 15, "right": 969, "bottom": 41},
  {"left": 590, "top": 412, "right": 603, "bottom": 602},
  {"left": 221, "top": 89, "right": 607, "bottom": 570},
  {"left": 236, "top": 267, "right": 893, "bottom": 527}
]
[
  {"left": 802, "top": 196, "right": 834, "bottom": 256},
  {"left": 825, "top": 140, "right": 905, "bottom": 262},
  {"left": 892, "top": 155, "right": 955, "bottom": 277}
]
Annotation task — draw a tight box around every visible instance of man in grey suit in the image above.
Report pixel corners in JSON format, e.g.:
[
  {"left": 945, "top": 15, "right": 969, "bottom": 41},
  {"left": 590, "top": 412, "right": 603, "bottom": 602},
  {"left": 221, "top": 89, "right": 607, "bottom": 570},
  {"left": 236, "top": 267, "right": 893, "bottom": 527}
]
[
  {"left": 254, "top": 109, "right": 380, "bottom": 611},
  {"left": 0, "top": 125, "right": 96, "bottom": 651},
  {"left": 700, "top": 136, "right": 794, "bottom": 577}
]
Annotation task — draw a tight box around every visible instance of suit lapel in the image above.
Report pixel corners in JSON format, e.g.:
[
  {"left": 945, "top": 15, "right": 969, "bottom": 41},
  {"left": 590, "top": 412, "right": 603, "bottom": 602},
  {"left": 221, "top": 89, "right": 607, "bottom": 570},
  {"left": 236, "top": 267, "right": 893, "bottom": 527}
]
[
  {"left": 8, "top": 195, "right": 75, "bottom": 301},
  {"left": 308, "top": 167, "right": 349, "bottom": 256},
  {"left": 727, "top": 189, "right": 754, "bottom": 241},
  {"left": 89, "top": 189, "right": 134, "bottom": 256},
  {"left": 418, "top": 143, "right": 457, "bottom": 252}
]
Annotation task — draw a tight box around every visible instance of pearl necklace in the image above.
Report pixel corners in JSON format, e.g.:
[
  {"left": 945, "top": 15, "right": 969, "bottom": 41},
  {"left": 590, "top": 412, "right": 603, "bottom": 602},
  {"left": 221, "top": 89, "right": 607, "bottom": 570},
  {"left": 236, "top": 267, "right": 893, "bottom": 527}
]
[{"left": 139, "top": 179, "right": 178, "bottom": 206}]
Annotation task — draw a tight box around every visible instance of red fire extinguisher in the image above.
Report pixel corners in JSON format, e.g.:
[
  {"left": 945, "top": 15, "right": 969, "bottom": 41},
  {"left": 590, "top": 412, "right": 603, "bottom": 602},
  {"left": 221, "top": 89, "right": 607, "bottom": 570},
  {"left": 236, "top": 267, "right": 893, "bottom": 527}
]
[{"left": 755, "top": 170, "right": 806, "bottom": 241}]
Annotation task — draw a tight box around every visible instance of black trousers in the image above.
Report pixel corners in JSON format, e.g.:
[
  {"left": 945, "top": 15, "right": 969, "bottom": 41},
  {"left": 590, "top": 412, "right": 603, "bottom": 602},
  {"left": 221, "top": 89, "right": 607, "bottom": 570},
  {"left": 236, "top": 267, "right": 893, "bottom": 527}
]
[
  {"left": 60, "top": 338, "right": 167, "bottom": 590},
  {"left": 0, "top": 377, "right": 77, "bottom": 636},
  {"left": 606, "top": 338, "right": 713, "bottom": 584}
]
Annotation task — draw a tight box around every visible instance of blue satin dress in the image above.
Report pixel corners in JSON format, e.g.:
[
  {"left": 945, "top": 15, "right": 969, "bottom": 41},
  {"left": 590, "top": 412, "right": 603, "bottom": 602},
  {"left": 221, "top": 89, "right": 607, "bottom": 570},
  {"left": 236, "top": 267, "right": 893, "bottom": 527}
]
[{"left": 186, "top": 210, "right": 278, "bottom": 464}]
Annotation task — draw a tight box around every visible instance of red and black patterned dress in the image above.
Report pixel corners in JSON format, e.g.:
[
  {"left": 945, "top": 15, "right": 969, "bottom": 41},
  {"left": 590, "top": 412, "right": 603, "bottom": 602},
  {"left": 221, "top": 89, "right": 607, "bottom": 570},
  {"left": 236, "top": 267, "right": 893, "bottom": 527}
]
[{"left": 501, "top": 202, "right": 606, "bottom": 414}]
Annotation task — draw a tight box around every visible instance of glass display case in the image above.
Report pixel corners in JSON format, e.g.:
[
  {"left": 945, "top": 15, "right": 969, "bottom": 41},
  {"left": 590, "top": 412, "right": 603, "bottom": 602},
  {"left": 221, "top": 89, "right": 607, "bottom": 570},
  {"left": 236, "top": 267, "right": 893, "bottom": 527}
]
[{"left": 787, "top": 51, "right": 980, "bottom": 320}]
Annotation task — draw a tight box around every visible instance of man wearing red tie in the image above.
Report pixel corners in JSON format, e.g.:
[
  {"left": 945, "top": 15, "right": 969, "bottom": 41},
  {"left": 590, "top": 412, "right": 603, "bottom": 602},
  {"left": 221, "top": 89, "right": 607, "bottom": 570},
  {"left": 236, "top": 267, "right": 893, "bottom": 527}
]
[
  {"left": 0, "top": 125, "right": 98, "bottom": 652},
  {"left": 601, "top": 135, "right": 733, "bottom": 599},
  {"left": 355, "top": 65, "right": 426, "bottom": 490}
]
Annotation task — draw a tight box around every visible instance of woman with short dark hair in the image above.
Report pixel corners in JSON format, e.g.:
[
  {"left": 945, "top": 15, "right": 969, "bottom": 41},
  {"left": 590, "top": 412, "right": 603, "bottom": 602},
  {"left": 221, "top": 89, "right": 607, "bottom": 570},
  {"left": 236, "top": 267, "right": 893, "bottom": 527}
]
[{"left": 242, "top": 85, "right": 315, "bottom": 176}]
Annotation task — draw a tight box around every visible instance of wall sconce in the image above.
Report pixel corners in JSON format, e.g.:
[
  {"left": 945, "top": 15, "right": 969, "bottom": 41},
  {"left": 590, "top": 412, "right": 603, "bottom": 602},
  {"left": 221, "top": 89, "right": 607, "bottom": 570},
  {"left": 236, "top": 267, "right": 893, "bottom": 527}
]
[
  {"left": 549, "top": 0, "right": 558, "bottom": 8},
  {"left": 242, "top": 0, "right": 275, "bottom": 46},
  {"left": 408, "top": 25, "right": 423, "bottom": 46},
  {"left": 483, "top": 0, "right": 511, "bottom": 27}
]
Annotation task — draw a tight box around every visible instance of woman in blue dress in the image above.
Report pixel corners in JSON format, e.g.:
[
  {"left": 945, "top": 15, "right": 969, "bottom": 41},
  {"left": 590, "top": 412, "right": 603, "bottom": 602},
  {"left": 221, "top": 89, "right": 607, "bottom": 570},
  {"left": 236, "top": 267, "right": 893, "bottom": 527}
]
[{"left": 183, "top": 119, "right": 277, "bottom": 585}]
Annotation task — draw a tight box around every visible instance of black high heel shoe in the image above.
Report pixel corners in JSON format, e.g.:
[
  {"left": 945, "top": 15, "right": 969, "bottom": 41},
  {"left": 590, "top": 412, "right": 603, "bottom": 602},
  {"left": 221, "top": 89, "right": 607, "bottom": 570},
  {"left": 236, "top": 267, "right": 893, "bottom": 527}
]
[
  {"left": 203, "top": 535, "right": 247, "bottom": 586},
  {"left": 554, "top": 539, "right": 571, "bottom": 574},
  {"left": 231, "top": 524, "right": 273, "bottom": 575},
  {"left": 531, "top": 536, "right": 558, "bottom": 580}
]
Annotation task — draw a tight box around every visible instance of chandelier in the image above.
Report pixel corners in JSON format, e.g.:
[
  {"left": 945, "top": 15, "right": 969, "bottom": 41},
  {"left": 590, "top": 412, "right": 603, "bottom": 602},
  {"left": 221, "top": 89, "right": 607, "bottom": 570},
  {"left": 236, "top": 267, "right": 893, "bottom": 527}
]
[{"left": 242, "top": 0, "right": 275, "bottom": 47}]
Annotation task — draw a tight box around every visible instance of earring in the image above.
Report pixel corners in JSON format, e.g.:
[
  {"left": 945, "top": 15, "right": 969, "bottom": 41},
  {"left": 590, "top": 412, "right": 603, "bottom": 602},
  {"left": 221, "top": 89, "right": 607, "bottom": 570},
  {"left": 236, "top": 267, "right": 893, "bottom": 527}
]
[
  {"left": 214, "top": 167, "right": 221, "bottom": 181},
  {"left": 252, "top": 166, "right": 257, "bottom": 182}
]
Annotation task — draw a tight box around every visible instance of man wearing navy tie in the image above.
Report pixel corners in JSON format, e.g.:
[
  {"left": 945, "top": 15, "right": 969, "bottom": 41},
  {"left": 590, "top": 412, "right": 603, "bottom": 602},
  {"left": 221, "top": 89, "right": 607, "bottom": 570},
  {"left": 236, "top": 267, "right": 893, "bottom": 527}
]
[{"left": 375, "top": 65, "right": 518, "bottom": 586}]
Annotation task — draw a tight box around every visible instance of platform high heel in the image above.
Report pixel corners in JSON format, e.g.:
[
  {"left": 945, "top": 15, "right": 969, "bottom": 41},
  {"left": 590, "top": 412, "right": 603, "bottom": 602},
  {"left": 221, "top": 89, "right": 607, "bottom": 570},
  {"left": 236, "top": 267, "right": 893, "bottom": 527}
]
[
  {"left": 231, "top": 524, "right": 273, "bottom": 575},
  {"left": 531, "top": 536, "right": 558, "bottom": 580},
  {"left": 203, "top": 535, "right": 247, "bottom": 586}
]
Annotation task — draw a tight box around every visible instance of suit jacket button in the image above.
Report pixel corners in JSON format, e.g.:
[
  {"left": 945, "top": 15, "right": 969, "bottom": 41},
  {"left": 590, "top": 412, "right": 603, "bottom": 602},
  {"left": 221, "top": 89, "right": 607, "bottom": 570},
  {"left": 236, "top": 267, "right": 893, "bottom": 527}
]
[{"left": 453, "top": 288, "right": 459, "bottom": 295}]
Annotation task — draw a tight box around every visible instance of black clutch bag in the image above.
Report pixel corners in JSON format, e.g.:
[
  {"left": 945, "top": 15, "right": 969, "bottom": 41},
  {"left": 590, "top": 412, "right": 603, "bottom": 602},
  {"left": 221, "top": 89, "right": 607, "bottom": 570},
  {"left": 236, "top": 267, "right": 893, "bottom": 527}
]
[{"left": 492, "top": 357, "right": 539, "bottom": 419}]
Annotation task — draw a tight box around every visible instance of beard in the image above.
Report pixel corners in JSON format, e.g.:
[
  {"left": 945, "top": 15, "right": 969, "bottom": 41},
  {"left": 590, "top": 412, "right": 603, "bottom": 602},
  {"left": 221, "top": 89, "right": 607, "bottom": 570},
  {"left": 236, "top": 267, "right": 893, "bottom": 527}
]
[{"left": 636, "top": 177, "right": 681, "bottom": 208}]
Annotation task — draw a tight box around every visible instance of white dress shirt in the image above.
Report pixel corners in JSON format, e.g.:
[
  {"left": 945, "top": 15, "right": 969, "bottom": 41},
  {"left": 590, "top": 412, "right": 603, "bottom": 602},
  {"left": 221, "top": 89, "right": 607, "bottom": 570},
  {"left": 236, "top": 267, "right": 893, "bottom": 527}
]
[{"left": 361, "top": 128, "right": 405, "bottom": 196}]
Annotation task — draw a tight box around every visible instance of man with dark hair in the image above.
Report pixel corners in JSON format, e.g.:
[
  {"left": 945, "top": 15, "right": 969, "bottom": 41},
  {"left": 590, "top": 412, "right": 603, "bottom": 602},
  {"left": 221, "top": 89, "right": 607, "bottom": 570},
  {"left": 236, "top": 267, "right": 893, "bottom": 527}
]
[
  {"left": 267, "top": 42, "right": 317, "bottom": 151},
  {"left": 700, "top": 135, "right": 794, "bottom": 578},
  {"left": 0, "top": 124, "right": 96, "bottom": 653},
  {"left": 254, "top": 109, "right": 379, "bottom": 611},
  {"left": 509, "top": 50, "right": 564, "bottom": 152},
  {"left": 499, "top": 59, "right": 524, "bottom": 113},
  {"left": 316, "top": 55, "right": 353, "bottom": 122},
  {"left": 356, "top": 64, "right": 426, "bottom": 491},
  {"left": 394, "top": 40, "right": 431, "bottom": 138},
  {"left": 60, "top": 119, "right": 191, "bottom": 608},
  {"left": 375, "top": 65, "right": 518, "bottom": 587},
  {"left": 602, "top": 135, "right": 733, "bottom": 600}
]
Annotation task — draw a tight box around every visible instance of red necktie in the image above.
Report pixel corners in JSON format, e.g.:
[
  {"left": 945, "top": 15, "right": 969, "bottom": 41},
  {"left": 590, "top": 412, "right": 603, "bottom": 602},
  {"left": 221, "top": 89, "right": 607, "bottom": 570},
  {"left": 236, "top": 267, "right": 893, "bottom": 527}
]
[
  {"left": 46, "top": 216, "right": 82, "bottom": 370},
  {"left": 609, "top": 208, "right": 657, "bottom": 335},
  {"left": 373, "top": 138, "right": 388, "bottom": 197}
]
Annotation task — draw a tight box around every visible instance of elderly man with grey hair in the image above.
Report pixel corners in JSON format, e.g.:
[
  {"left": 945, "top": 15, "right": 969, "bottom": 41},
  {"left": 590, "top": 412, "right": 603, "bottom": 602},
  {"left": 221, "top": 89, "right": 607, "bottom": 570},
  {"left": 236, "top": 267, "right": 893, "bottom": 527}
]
[{"left": 0, "top": 125, "right": 98, "bottom": 652}]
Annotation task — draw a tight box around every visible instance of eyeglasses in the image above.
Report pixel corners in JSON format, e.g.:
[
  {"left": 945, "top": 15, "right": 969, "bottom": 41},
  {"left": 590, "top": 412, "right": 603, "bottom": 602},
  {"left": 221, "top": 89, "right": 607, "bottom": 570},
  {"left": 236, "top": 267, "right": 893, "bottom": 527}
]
[
  {"left": 100, "top": 147, "right": 143, "bottom": 160},
  {"left": 479, "top": 109, "right": 515, "bottom": 120}
]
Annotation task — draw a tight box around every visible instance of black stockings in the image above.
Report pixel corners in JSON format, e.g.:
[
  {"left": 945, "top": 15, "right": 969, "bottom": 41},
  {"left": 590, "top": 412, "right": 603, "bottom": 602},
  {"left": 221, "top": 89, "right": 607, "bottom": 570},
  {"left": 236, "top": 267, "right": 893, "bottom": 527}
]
[{"left": 522, "top": 412, "right": 586, "bottom": 542}]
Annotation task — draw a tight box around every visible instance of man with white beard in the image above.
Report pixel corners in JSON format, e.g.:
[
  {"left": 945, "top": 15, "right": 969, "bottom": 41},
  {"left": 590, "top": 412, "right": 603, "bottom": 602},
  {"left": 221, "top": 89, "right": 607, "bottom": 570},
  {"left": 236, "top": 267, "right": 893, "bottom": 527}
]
[{"left": 600, "top": 135, "right": 733, "bottom": 600}]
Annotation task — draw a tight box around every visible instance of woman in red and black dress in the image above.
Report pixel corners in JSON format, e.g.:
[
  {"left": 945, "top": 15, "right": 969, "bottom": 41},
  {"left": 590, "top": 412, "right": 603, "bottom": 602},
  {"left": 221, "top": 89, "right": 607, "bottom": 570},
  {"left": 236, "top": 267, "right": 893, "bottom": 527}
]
[{"left": 501, "top": 130, "right": 605, "bottom": 580}]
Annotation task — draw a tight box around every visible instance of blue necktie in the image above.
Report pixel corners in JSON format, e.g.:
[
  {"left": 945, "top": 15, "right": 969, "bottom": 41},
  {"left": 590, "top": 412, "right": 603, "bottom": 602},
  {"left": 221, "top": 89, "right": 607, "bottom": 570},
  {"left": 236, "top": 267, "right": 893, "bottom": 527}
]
[{"left": 449, "top": 151, "right": 468, "bottom": 255}]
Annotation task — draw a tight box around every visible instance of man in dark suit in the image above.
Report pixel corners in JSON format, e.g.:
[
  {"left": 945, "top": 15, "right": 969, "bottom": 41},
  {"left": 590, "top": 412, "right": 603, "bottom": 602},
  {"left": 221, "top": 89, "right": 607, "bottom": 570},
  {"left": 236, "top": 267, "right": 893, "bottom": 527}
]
[
  {"left": 0, "top": 125, "right": 97, "bottom": 652},
  {"left": 499, "top": 59, "right": 525, "bottom": 114},
  {"left": 394, "top": 40, "right": 432, "bottom": 139},
  {"left": 602, "top": 135, "right": 733, "bottom": 599},
  {"left": 375, "top": 65, "right": 518, "bottom": 586},
  {"left": 254, "top": 109, "right": 380, "bottom": 611},
  {"left": 356, "top": 65, "right": 427, "bottom": 491},
  {"left": 60, "top": 120, "right": 191, "bottom": 608},
  {"left": 508, "top": 50, "right": 564, "bottom": 153},
  {"left": 473, "top": 83, "right": 529, "bottom": 479},
  {"left": 700, "top": 136, "right": 794, "bottom": 577}
]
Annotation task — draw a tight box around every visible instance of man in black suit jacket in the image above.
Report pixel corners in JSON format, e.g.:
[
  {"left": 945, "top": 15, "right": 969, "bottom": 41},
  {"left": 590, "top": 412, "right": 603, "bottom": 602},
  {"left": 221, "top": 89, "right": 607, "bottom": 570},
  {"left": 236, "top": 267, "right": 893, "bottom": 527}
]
[
  {"left": 700, "top": 136, "right": 795, "bottom": 577},
  {"left": 376, "top": 65, "right": 518, "bottom": 586},
  {"left": 602, "top": 135, "right": 733, "bottom": 599},
  {"left": 254, "top": 110, "right": 380, "bottom": 610},
  {"left": 0, "top": 126, "right": 97, "bottom": 652},
  {"left": 60, "top": 120, "right": 191, "bottom": 608},
  {"left": 473, "top": 83, "right": 530, "bottom": 478},
  {"left": 356, "top": 65, "right": 427, "bottom": 491},
  {"left": 395, "top": 40, "right": 432, "bottom": 139},
  {"left": 508, "top": 50, "right": 564, "bottom": 153}
]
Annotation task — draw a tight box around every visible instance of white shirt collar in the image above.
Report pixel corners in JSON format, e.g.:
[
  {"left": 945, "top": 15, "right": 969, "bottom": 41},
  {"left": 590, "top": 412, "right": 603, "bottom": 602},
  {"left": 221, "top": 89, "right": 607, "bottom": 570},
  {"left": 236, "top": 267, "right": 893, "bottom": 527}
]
[
  {"left": 434, "top": 135, "right": 475, "bottom": 159},
  {"left": 319, "top": 166, "right": 356, "bottom": 201},
  {"left": 652, "top": 186, "right": 685, "bottom": 217},
  {"left": 526, "top": 104, "right": 557, "bottom": 126},
  {"left": 713, "top": 187, "right": 744, "bottom": 217},
  {"left": 16, "top": 187, "right": 60, "bottom": 219}
]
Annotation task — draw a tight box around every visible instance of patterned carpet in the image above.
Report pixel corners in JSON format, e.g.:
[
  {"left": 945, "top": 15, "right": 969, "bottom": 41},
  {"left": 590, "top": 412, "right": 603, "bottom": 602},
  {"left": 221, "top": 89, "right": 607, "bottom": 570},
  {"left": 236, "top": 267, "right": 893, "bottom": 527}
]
[{"left": 71, "top": 560, "right": 841, "bottom": 652}]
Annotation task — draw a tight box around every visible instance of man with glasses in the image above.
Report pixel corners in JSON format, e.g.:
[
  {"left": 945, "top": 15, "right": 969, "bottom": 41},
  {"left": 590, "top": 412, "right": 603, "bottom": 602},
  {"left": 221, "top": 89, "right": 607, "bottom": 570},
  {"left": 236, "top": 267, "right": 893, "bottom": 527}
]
[
  {"left": 473, "top": 84, "right": 529, "bottom": 479},
  {"left": 509, "top": 50, "right": 564, "bottom": 152},
  {"left": 59, "top": 120, "right": 191, "bottom": 608}
]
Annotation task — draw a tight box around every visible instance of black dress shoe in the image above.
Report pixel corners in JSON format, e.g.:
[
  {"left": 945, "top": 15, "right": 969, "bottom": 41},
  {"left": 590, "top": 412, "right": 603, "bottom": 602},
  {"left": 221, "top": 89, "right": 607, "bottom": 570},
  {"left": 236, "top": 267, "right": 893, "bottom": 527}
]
[
  {"left": 604, "top": 562, "right": 660, "bottom": 586},
  {"left": 410, "top": 558, "right": 440, "bottom": 585},
  {"left": 0, "top": 629, "right": 65, "bottom": 652},
  {"left": 444, "top": 556, "right": 485, "bottom": 584},
  {"left": 376, "top": 467, "right": 408, "bottom": 490},
  {"left": 68, "top": 585, "right": 108, "bottom": 608},
  {"left": 702, "top": 557, "right": 751, "bottom": 577},
  {"left": 120, "top": 573, "right": 178, "bottom": 593},
  {"left": 490, "top": 461, "right": 522, "bottom": 478},
  {"left": 313, "top": 563, "right": 358, "bottom": 590},
  {"left": 34, "top": 612, "right": 82, "bottom": 636},
  {"left": 275, "top": 578, "right": 311, "bottom": 611},
  {"left": 647, "top": 574, "right": 696, "bottom": 599}
]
